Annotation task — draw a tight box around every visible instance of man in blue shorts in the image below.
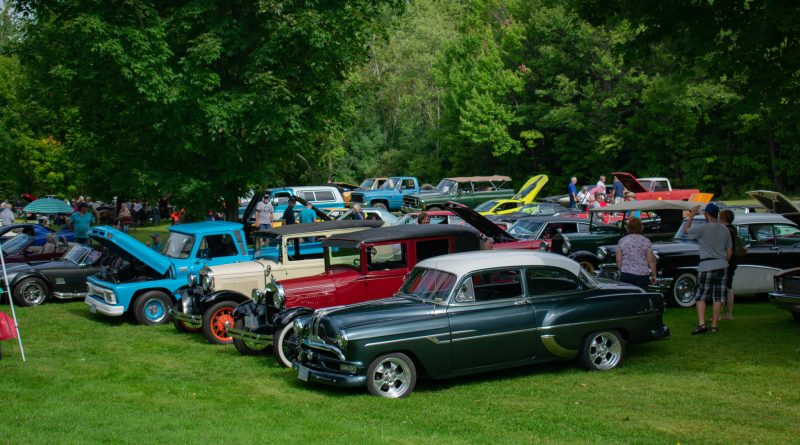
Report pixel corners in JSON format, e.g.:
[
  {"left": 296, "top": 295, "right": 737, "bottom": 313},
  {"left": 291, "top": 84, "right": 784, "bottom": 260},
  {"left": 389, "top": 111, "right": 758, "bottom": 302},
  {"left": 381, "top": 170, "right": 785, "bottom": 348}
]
[{"left": 684, "top": 203, "right": 732, "bottom": 334}]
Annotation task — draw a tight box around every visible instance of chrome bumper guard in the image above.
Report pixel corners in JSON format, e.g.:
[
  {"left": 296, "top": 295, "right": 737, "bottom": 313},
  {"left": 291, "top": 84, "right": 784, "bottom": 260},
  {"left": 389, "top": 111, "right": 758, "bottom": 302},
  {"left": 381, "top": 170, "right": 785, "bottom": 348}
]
[
  {"left": 648, "top": 278, "right": 673, "bottom": 293},
  {"left": 225, "top": 327, "right": 273, "bottom": 346},
  {"left": 302, "top": 338, "right": 346, "bottom": 361}
]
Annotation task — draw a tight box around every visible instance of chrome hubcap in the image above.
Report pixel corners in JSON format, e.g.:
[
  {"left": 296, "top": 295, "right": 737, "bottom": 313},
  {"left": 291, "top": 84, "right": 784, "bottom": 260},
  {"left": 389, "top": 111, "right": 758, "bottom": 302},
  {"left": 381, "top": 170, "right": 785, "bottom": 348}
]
[
  {"left": 588, "top": 333, "right": 621, "bottom": 370},
  {"left": 22, "top": 283, "right": 46, "bottom": 304},
  {"left": 676, "top": 277, "right": 696, "bottom": 304},
  {"left": 371, "top": 358, "right": 410, "bottom": 397},
  {"left": 144, "top": 300, "right": 166, "bottom": 322}
]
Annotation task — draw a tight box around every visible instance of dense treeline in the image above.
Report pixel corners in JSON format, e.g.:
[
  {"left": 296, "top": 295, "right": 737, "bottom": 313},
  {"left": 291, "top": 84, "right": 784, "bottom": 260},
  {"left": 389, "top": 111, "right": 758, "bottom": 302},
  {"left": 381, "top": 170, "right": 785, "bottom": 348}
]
[{"left": 1, "top": 0, "right": 798, "bottom": 215}]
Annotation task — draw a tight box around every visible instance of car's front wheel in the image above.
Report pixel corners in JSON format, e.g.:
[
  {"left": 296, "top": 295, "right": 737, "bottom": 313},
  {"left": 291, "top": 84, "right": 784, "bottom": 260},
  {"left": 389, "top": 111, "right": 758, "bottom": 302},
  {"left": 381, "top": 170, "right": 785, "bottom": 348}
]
[
  {"left": 670, "top": 272, "right": 697, "bottom": 308},
  {"left": 13, "top": 277, "right": 49, "bottom": 307},
  {"left": 580, "top": 330, "right": 625, "bottom": 371},
  {"left": 202, "top": 301, "right": 236, "bottom": 345},
  {"left": 367, "top": 352, "right": 417, "bottom": 398},
  {"left": 274, "top": 322, "right": 301, "bottom": 368},
  {"left": 371, "top": 202, "right": 387, "bottom": 211},
  {"left": 133, "top": 291, "right": 172, "bottom": 325},
  {"left": 232, "top": 317, "right": 270, "bottom": 356}
]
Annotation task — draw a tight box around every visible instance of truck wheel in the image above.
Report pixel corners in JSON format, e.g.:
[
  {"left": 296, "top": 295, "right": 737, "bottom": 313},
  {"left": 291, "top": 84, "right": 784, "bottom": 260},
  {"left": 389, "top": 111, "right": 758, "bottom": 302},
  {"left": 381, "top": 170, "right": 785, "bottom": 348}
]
[
  {"left": 133, "top": 291, "right": 172, "bottom": 325},
  {"left": 372, "top": 202, "right": 388, "bottom": 211},
  {"left": 274, "top": 322, "right": 301, "bottom": 368},
  {"left": 12, "top": 277, "right": 49, "bottom": 307},
  {"left": 367, "top": 352, "right": 417, "bottom": 398},
  {"left": 580, "top": 330, "right": 625, "bottom": 371},
  {"left": 669, "top": 273, "right": 697, "bottom": 308},
  {"left": 426, "top": 206, "right": 442, "bottom": 211},
  {"left": 202, "top": 301, "right": 236, "bottom": 345},
  {"left": 232, "top": 317, "right": 270, "bottom": 356}
]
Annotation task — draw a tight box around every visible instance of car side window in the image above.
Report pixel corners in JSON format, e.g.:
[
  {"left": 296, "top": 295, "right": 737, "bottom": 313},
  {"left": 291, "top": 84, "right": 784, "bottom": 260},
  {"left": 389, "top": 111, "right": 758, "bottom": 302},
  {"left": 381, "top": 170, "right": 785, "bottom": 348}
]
[
  {"left": 774, "top": 224, "right": 800, "bottom": 246},
  {"left": 748, "top": 224, "right": 775, "bottom": 246},
  {"left": 560, "top": 223, "right": 579, "bottom": 234},
  {"left": 366, "top": 243, "right": 407, "bottom": 271},
  {"left": 315, "top": 190, "right": 335, "bottom": 202},
  {"left": 202, "top": 234, "right": 238, "bottom": 259},
  {"left": 233, "top": 231, "right": 247, "bottom": 255},
  {"left": 415, "top": 238, "right": 450, "bottom": 262},
  {"left": 577, "top": 223, "right": 590, "bottom": 233},
  {"left": 402, "top": 179, "right": 415, "bottom": 189},
  {"left": 526, "top": 267, "right": 580, "bottom": 295},
  {"left": 469, "top": 269, "right": 522, "bottom": 302},
  {"left": 286, "top": 236, "right": 324, "bottom": 261},
  {"left": 302, "top": 191, "right": 316, "bottom": 201}
]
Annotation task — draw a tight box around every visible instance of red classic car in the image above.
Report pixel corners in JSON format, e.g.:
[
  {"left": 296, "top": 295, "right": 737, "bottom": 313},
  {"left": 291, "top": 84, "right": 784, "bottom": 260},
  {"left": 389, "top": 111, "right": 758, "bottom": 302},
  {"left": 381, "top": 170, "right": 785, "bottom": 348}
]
[{"left": 226, "top": 224, "right": 483, "bottom": 366}]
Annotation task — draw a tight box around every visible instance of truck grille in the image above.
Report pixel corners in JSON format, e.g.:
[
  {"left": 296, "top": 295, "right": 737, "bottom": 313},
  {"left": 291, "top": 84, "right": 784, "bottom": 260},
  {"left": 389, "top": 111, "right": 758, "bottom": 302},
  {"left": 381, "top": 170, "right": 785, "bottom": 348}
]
[
  {"left": 350, "top": 192, "right": 365, "bottom": 204},
  {"left": 403, "top": 196, "right": 418, "bottom": 208}
]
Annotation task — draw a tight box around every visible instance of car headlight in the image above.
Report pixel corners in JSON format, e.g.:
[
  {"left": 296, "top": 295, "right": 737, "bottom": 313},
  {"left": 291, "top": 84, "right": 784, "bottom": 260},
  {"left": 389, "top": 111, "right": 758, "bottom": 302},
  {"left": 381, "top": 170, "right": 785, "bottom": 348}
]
[
  {"left": 187, "top": 273, "right": 198, "bottom": 287},
  {"left": 251, "top": 288, "right": 264, "bottom": 303},
  {"left": 597, "top": 247, "right": 607, "bottom": 260},
  {"left": 334, "top": 329, "right": 349, "bottom": 349},
  {"left": 293, "top": 317, "right": 308, "bottom": 338},
  {"left": 272, "top": 283, "right": 286, "bottom": 309},
  {"left": 200, "top": 269, "right": 215, "bottom": 292},
  {"left": 776, "top": 277, "right": 784, "bottom": 292}
]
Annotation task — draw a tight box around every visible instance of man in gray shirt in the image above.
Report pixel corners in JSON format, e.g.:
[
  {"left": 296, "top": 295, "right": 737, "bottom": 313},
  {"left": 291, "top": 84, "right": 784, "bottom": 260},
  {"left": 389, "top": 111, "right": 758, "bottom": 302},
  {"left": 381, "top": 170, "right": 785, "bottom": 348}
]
[
  {"left": 684, "top": 202, "right": 732, "bottom": 334},
  {"left": 0, "top": 202, "right": 14, "bottom": 226}
]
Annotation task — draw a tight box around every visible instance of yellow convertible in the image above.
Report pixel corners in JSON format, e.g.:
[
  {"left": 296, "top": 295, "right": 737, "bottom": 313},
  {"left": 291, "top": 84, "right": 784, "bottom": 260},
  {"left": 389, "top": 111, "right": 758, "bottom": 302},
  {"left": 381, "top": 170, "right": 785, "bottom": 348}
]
[{"left": 475, "top": 174, "right": 549, "bottom": 215}]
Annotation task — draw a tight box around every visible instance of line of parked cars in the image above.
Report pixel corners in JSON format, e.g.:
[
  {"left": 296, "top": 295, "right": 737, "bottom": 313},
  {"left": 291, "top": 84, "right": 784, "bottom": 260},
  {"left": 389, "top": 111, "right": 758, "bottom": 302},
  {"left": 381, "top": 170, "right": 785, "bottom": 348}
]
[{"left": 5, "top": 175, "right": 800, "bottom": 398}]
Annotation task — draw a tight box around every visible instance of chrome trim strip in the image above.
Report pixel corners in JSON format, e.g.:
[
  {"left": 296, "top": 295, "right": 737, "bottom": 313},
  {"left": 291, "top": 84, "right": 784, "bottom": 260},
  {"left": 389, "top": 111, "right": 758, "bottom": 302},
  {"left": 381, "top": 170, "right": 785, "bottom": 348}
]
[
  {"left": 303, "top": 339, "right": 346, "bottom": 360},
  {"left": 52, "top": 292, "right": 88, "bottom": 299},
  {"left": 540, "top": 334, "right": 577, "bottom": 359},
  {"left": 451, "top": 327, "right": 540, "bottom": 343},
  {"left": 364, "top": 330, "right": 475, "bottom": 348},
  {"left": 538, "top": 313, "right": 654, "bottom": 331}
]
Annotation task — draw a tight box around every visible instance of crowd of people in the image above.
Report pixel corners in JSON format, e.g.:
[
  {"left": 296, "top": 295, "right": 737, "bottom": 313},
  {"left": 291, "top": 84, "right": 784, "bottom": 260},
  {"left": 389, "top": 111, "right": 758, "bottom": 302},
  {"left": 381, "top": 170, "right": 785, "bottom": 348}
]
[{"left": 567, "top": 175, "right": 633, "bottom": 211}]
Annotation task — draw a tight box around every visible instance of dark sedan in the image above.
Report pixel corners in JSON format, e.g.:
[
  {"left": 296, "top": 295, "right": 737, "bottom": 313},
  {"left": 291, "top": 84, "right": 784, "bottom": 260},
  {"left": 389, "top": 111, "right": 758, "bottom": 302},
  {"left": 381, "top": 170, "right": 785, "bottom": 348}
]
[
  {"left": 1, "top": 244, "right": 106, "bottom": 306},
  {"left": 293, "top": 250, "right": 669, "bottom": 398},
  {"left": 769, "top": 268, "right": 800, "bottom": 322}
]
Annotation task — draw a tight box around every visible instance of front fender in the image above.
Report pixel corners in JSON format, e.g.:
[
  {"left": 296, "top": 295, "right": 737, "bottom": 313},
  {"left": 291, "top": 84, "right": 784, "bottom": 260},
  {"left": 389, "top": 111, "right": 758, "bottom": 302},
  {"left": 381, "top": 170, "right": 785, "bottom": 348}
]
[
  {"left": 232, "top": 299, "right": 258, "bottom": 319},
  {"left": 569, "top": 251, "right": 600, "bottom": 266},
  {"left": 198, "top": 289, "right": 250, "bottom": 311},
  {"left": 273, "top": 306, "right": 314, "bottom": 330},
  {"left": 10, "top": 271, "right": 50, "bottom": 291}
]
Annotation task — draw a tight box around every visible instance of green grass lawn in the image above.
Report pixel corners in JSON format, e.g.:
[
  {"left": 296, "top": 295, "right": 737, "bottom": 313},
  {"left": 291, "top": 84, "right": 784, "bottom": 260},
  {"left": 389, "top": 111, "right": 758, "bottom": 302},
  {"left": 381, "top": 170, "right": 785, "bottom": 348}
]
[{"left": 1, "top": 299, "right": 798, "bottom": 444}]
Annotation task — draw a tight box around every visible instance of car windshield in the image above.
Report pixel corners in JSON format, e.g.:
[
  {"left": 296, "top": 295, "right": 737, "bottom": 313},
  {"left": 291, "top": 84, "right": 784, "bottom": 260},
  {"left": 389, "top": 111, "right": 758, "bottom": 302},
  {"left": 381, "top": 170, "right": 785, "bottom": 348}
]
[
  {"left": 325, "top": 246, "right": 361, "bottom": 270},
  {"left": 507, "top": 220, "right": 545, "bottom": 239},
  {"left": 519, "top": 204, "right": 557, "bottom": 216},
  {"left": 359, "top": 178, "right": 376, "bottom": 189},
  {"left": 399, "top": 267, "right": 457, "bottom": 302},
  {"left": 2, "top": 233, "right": 31, "bottom": 255},
  {"left": 673, "top": 218, "right": 706, "bottom": 240},
  {"left": 475, "top": 200, "right": 499, "bottom": 212},
  {"left": 436, "top": 179, "right": 458, "bottom": 194},
  {"left": 63, "top": 245, "right": 93, "bottom": 264},
  {"left": 253, "top": 234, "right": 282, "bottom": 261},
  {"left": 161, "top": 232, "right": 195, "bottom": 259}
]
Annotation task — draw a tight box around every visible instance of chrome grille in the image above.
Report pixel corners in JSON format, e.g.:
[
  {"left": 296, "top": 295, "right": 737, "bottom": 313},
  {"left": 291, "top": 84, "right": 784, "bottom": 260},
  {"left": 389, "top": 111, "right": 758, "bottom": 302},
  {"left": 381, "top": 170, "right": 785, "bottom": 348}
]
[
  {"left": 350, "top": 193, "right": 365, "bottom": 203},
  {"left": 783, "top": 278, "right": 800, "bottom": 295},
  {"left": 403, "top": 196, "right": 418, "bottom": 208}
]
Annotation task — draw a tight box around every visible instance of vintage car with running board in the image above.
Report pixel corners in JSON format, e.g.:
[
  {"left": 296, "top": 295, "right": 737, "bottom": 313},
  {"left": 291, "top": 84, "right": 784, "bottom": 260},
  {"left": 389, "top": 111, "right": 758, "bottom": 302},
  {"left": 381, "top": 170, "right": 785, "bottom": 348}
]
[
  {"left": 226, "top": 224, "right": 483, "bottom": 366},
  {"left": 291, "top": 250, "right": 670, "bottom": 398},
  {"left": 169, "top": 220, "right": 382, "bottom": 344}
]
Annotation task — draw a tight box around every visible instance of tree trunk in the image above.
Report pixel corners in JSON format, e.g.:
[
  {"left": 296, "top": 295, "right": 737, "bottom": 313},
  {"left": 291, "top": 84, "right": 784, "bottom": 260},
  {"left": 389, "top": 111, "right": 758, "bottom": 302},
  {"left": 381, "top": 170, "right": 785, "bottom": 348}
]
[
  {"left": 224, "top": 191, "right": 240, "bottom": 223},
  {"left": 767, "top": 124, "right": 783, "bottom": 190}
]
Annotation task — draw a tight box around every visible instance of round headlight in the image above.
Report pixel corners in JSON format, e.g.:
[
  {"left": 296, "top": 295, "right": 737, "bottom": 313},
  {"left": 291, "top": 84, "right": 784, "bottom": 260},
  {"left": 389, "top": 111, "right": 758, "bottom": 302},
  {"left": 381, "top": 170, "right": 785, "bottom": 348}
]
[
  {"left": 273, "top": 283, "right": 286, "bottom": 309},
  {"left": 187, "top": 273, "right": 198, "bottom": 287},
  {"left": 251, "top": 288, "right": 264, "bottom": 302},
  {"left": 200, "top": 268, "right": 215, "bottom": 292},
  {"left": 293, "top": 317, "right": 308, "bottom": 338},
  {"left": 597, "top": 247, "right": 608, "bottom": 260},
  {"left": 334, "top": 329, "right": 349, "bottom": 349}
]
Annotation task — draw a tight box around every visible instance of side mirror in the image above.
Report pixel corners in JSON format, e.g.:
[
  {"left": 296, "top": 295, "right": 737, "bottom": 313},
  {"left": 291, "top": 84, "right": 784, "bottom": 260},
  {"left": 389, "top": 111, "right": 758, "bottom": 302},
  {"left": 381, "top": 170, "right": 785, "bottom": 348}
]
[{"left": 272, "top": 198, "right": 279, "bottom": 205}]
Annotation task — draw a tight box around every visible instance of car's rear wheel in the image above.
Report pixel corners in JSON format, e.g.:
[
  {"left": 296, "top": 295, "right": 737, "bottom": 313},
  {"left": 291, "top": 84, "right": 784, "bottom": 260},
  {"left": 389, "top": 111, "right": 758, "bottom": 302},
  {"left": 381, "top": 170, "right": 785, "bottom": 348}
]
[
  {"left": 274, "top": 322, "right": 301, "bottom": 368},
  {"left": 173, "top": 317, "right": 202, "bottom": 334},
  {"left": 670, "top": 272, "right": 697, "bottom": 308},
  {"left": 367, "top": 353, "right": 417, "bottom": 398},
  {"left": 133, "top": 291, "right": 171, "bottom": 325},
  {"left": 13, "top": 277, "right": 48, "bottom": 307},
  {"left": 580, "top": 330, "right": 625, "bottom": 371},
  {"left": 372, "top": 202, "right": 388, "bottom": 211},
  {"left": 202, "top": 301, "right": 236, "bottom": 345},
  {"left": 232, "top": 317, "right": 270, "bottom": 356}
]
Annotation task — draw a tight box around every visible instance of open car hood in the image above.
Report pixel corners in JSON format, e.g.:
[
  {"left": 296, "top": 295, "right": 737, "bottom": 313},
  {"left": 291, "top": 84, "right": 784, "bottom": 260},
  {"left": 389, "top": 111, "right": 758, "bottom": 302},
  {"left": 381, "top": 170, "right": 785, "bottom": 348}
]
[
  {"left": 89, "top": 226, "right": 171, "bottom": 275},
  {"left": 512, "top": 174, "right": 549, "bottom": 203},
  {"left": 444, "top": 201, "right": 516, "bottom": 242},
  {"left": 746, "top": 190, "right": 800, "bottom": 214},
  {"left": 612, "top": 172, "right": 647, "bottom": 193}
]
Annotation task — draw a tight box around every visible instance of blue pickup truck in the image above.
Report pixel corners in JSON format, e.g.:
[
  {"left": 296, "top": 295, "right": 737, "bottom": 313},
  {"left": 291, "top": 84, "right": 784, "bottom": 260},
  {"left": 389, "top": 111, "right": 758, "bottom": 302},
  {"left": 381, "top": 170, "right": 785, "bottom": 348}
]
[
  {"left": 84, "top": 222, "right": 252, "bottom": 325},
  {"left": 348, "top": 176, "right": 433, "bottom": 211}
]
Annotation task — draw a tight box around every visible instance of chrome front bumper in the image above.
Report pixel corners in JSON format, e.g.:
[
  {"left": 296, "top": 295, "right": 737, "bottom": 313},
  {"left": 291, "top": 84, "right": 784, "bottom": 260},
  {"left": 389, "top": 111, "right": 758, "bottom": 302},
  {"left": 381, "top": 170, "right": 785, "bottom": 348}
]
[
  {"left": 169, "top": 308, "right": 203, "bottom": 325},
  {"left": 84, "top": 296, "right": 124, "bottom": 316}
]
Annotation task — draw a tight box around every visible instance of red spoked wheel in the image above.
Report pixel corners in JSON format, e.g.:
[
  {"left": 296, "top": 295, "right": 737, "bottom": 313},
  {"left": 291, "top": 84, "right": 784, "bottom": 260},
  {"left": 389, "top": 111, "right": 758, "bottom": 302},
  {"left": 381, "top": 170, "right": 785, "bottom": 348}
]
[{"left": 202, "top": 301, "right": 236, "bottom": 345}]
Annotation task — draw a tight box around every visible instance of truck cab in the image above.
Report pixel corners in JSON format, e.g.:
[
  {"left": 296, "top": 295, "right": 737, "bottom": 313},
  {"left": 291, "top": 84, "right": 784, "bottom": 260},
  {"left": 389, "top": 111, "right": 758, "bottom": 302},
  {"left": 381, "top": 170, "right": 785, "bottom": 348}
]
[{"left": 349, "top": 176, "right": 429, "bottom": 211}]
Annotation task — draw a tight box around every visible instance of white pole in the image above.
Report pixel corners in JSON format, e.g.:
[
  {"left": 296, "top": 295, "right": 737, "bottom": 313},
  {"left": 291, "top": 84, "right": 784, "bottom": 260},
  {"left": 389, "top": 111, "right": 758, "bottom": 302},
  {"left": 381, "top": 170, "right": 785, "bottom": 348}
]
[{"left": 0, "top": 239, "right": 26, "bottom": 362}]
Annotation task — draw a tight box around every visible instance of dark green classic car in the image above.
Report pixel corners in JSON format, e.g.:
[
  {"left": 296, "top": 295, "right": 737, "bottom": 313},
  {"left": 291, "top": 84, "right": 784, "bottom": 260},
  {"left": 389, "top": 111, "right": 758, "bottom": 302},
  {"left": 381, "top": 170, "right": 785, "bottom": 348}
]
[{"left": 292, "top": 250, "right": 670, "bottom": 398}]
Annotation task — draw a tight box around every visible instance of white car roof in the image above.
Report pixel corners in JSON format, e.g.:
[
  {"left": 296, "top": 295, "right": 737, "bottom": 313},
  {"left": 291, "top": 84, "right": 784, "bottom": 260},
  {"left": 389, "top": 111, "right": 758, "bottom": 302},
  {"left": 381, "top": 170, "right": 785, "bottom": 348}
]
[{"left": 415, "top": 250, "right": 581, "bottom": 277}]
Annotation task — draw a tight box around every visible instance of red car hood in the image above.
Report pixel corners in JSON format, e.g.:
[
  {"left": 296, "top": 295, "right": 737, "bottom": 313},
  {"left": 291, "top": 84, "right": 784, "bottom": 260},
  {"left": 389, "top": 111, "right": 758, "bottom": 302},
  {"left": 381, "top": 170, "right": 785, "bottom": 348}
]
[{"left": 612, "top": 172, "right": 647, "bottom": 193}]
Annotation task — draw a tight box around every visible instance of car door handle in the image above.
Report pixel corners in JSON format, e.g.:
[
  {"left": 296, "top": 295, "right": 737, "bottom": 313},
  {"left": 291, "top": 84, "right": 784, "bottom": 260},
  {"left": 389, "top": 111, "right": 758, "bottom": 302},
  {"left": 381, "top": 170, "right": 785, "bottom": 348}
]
[
  {"left": 515, "top": 298, "right": 532, "bottom": 305},
  {"left": 770, "top": 246, "right": 780, "bottom": 251}
]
